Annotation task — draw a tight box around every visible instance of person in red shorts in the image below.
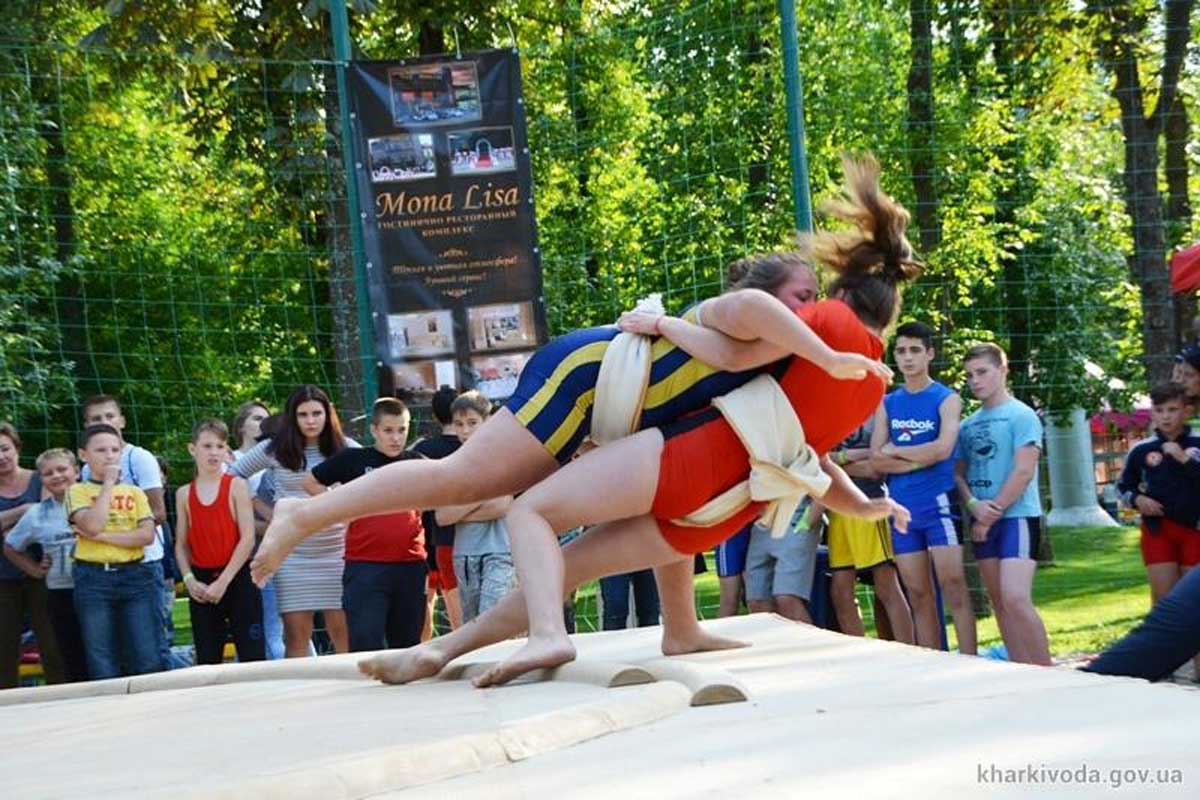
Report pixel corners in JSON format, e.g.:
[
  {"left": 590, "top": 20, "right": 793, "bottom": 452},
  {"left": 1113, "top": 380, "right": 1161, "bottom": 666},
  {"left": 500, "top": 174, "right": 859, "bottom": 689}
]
[
  {"left": 359, "top": 155, "right": 917, "bottom": 687},
  {"left": 409, "top": 386, "right": 464, "bottom": 636},
  {"left": 1118, "top": 383, "right": 1200, "bottom": 595}
]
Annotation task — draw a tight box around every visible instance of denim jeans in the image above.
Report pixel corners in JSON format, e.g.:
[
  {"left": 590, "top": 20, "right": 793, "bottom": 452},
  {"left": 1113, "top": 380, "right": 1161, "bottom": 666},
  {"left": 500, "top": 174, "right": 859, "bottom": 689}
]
[
  {"left": 73, "top": 561, "right": 163, "bottom": 679},
  {"left": 259, "top": 577, "right": 286, "bottom": 660},
  {"left": 1083, "top": 565, "right": 1200, "bottom": 682},
  {"left": 143, "top": 559, "right": 181, "bottom": 670},
  {"left": 599, "top": 569, "right": 660, "bottom": 631}
]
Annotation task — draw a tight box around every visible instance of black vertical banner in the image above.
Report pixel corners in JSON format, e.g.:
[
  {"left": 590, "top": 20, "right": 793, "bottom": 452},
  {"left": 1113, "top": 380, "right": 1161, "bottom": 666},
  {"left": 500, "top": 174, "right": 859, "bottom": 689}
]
[{"left": 347, "top": 50, "right": 547, "bottom": 403}]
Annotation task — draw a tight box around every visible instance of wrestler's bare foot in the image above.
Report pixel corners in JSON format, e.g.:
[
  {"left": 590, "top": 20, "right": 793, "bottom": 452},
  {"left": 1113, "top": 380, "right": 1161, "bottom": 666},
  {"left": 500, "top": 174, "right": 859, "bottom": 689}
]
[
  {"left": 472, "top": 635, "right": 576, "bottom": 688},
  {"left": 358, "top": 645, "right": 449, "bottom": 685},
  {"left": 661, "top": 627, "right": 749, "bottom": 656},
  {"left": 250, "top": 498, "right": 313, "bottom": 586}
]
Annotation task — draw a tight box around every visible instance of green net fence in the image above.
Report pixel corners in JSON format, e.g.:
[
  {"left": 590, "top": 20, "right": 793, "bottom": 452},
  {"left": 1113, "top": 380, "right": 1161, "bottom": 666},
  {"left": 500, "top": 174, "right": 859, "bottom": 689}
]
[{"left": 2, "top": 1, "right": 1197, "bottom": 646}]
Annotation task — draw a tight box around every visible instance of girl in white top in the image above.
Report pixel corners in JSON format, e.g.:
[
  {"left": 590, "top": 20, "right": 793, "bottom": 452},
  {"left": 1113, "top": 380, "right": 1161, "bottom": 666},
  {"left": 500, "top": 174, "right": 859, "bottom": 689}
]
[{"left": 231, "top": 387, "right": 355, "bottom": 656}]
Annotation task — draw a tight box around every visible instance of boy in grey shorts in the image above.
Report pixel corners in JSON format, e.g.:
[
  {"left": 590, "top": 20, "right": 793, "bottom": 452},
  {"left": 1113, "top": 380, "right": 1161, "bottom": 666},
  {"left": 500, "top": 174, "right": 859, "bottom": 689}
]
[
  {"left": 435, "top": 391, "right": 516, "bottom": 622},
  {"left": 743, "top": 501, "right": 819, "bottom": 622}
]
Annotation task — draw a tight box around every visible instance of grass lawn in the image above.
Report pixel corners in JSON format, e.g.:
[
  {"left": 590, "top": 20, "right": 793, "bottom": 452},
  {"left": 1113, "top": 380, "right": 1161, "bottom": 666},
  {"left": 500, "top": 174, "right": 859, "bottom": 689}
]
[
  {"left": 954, "top": 525, "right": 1151, "bottom": 656},
  {"left": 169, "top": 526, "right": 1151, "bottom": 659}
]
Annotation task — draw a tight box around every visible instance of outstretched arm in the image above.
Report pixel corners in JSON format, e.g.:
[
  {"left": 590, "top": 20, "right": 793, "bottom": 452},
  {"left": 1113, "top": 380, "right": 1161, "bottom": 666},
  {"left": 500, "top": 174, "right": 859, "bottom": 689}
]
[
  {"left": 817, "top": 457, "right": 910, "bottom": 532},
  {"left": 621, "top": 289, "right": 892, "bottom": 382},
  {"left": 652, "top": 316, "right": 789, "bottom": 372}
]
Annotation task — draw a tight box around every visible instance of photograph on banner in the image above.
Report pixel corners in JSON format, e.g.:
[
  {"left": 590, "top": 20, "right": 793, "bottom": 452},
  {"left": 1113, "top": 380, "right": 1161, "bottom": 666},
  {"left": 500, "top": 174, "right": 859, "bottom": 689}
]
[
  {"left": 388, "top": 61, "right": 481, "bottom": 126},
  {"left": 387, "top": 310, "right": 455, "bottom": 358},
  {"left": 468, "top": 301, "right": 538, "bottom": 352},
  {"left": 470, "top": 352, "right": 532, "bottom": 400},
  {"left": 449, "top": 127, "right": 517, "bottom": 176},
  {"left": 368, "top": 133, "right": 435, "bottom": 183},
  {"left": 392, "top": 359, "right": 459, "bottom": 402}
]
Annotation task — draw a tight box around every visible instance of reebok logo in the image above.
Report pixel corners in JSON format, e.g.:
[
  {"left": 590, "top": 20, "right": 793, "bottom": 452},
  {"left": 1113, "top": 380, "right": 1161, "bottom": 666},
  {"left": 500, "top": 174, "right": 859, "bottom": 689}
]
[{"left": 891, "top": 418, "right": 936, "bottom": 435}]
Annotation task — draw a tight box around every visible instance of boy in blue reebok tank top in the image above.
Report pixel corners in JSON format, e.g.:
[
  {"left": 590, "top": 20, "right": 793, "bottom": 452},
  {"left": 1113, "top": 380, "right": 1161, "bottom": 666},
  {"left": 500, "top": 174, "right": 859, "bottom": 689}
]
[{"left": 870, "top": 322, "right": 977, "bottom": 654}]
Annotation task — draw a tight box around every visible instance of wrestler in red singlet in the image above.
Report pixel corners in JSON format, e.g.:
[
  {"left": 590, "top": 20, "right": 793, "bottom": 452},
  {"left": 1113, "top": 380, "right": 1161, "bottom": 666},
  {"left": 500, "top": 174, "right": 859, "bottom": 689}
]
[{"left": 651, "top": 298, "right": 886, "bottom": 554}]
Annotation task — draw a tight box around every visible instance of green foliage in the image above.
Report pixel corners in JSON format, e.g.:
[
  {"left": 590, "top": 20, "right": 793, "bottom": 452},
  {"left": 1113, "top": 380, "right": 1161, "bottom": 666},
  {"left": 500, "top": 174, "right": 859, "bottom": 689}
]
[{"left": 0, "top": 0, "right": 1189, "bottom": 472}]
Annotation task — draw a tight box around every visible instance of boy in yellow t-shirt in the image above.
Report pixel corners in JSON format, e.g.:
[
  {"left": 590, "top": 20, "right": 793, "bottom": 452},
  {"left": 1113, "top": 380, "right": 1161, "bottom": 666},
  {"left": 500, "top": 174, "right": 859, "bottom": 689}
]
[{"left": 66, "top": 424, "right": 161, "bottom": 679}]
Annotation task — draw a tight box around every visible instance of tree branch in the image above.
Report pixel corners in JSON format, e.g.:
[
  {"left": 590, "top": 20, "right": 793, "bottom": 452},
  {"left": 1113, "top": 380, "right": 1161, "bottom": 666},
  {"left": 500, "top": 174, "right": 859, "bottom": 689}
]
[{"left": 1150, "top": 0, "right": 1194, "bottom": 127}]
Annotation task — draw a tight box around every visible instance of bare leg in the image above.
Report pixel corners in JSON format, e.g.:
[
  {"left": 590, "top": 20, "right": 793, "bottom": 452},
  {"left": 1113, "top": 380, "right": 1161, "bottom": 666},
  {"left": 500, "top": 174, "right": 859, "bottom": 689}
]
[
  {"left": 895, "top": 552, "right": 940, "bottom": 649},
  {"left": 322, "top": 609, "right": 349, "bottom": 654},
  {"left": 717, "top": 575, "right": 744, "bottom": 617},
  {"left": 421, "top": 587, "right": 434, "bottom": 642},
  {"left": 976, "top": 558, "right": 1014, "bottom": 657},
  {"left": 930, "top": 545, "right": 977, "bottom": 655},
  {"left": 830, "top": 569, "right": 864, "bottom": 636},
  {"left": 474, "top": 430, "right": 664, "bottom": 687},
  {"left": 282, "top": 612, "right": 314, "bottom": 659},
  {"left": 359, "top": 515, "right": 686, "bottom": 684},
  {"left": 443, "top": 587, "right": 462, "bottom": 630},
  {"left": 871, "top": 564, "right": 913, "bottom": 644},
  {"left": 252, "top": 410, "right": 557, "bottom": 584},
  {"left": 655, "top": 558, "right": 748, "bottom": 654},
  {"left": 998, "top": 559, "right": 1051, "bottom": 666},
  {"left": 1147, "top": 562, "right": 1182, "bottom": 605},
  {"left": 774, "top": 594, "right": 811, "bottom": 623}
]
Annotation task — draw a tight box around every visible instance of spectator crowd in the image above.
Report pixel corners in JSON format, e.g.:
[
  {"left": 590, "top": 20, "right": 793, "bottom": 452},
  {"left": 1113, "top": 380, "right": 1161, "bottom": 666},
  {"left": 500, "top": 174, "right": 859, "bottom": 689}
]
[{"left": 1, "top": 330, "right": 1198, "bottom": 687}]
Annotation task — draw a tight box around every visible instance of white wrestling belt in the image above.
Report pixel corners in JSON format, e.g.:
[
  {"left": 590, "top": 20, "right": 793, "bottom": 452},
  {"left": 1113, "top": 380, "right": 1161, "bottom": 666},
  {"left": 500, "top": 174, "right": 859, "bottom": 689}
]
[
  {"left": 670, "top": 374, "right": 832, "bottom": 538},
  {"left": 591, "top": 293, "right": 665, "bottom": 446}
]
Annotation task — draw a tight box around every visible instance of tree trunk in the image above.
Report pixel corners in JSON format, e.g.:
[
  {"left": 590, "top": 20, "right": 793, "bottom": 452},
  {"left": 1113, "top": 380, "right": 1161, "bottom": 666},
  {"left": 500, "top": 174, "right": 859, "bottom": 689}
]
[
  {"left": 1093, "top": 0, "right": 1193, "bottom": 382},
  {"left": 1165, "top": 93, "right": 1196, "bottom": 345},
  {"left": 906, "top": 0, "right": 940, "bottom": 252},
  {"left": 1120, "top": 124, "right": 1175, "bottom": 383},
  {"left": 987, "top": 3, "right": 1032, "bottom": 397},
  {"left": 419, "top": 21, "right": 446, "bottom": 56},
  {"left": 31, "top": 48, "right": 95, "bottom": 403}
]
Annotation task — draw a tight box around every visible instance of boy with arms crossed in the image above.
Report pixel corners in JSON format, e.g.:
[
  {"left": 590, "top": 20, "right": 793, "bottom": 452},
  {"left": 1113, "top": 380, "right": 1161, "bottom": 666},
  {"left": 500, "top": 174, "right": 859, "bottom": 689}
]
[{"left": 871, "top": 321, "right": 976, "bottom": 653}]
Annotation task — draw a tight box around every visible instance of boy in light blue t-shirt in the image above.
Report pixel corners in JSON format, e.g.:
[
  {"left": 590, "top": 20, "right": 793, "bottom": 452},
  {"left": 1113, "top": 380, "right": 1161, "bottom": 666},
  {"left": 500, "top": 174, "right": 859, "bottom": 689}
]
[
  {"left": 955, "top": 343, "right": 1051, "bottom": 666},
  {"left": 3, "top": 449, "right": 89, "bottom": 682}
]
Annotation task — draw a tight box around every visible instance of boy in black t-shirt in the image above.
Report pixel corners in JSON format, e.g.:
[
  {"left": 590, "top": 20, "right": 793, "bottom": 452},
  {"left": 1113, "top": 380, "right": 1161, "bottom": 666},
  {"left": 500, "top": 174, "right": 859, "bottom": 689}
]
[
  {"left": 410, "top": 386, "right": 463, "bottom": 635},
  {"left": 306, "top": 399, "right": 429, "bottom": 650}
]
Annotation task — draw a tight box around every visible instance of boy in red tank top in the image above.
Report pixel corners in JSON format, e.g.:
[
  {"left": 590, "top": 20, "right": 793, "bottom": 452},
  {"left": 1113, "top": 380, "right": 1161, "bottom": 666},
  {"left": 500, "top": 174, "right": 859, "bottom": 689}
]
[{"left": 175, "top": 419, "right": 264, "bottom": 664}]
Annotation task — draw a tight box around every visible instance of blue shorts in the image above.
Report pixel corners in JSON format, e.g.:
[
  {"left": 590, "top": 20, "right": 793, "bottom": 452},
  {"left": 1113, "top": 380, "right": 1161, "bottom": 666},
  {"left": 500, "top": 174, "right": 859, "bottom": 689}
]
[
  {"left": 714, "top": 523, "right": 753, "bottom": 578},
  {"left": 892, "top": 491, "right": 960, "bottom": 555},
  {"left": 974, "top": 516, "right": 1041, "bottom": 561}
]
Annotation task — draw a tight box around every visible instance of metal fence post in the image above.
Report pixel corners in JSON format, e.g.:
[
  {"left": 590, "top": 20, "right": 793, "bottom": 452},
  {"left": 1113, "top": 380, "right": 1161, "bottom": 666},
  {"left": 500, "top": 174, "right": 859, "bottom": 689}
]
[
  {"left": 329, "top": 3, "right": 380, "bottom": 410},
  {"left": 778, "top": 0, "right": 813, "bottom": 234}
]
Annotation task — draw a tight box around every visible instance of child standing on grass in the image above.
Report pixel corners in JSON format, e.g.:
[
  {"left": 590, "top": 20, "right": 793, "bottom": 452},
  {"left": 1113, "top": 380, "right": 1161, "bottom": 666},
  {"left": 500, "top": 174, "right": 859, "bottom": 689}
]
[
  {"left": 956, "top": 343, "right": 1051, "bottom": 666},
  {"left": 410, "top": 386, "right": 464, "bottom": 636},
  {"left": 436, "top": 392, "right": 516, "bottom": 623},
  {"left": 3, "top": 449, "right": 89, "bottom": 682},
  {"left": 1118, "top": 380, "right": 1200, "bottom": 678},
  {"left": 67, "top": 424, "right": 160, "bottom": 679},
  {"left": 309, "top": 398, "right": 428, "bottom": 651},
  {"left": 175, "top": 419, "right": 263, "bottom": 664}
]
